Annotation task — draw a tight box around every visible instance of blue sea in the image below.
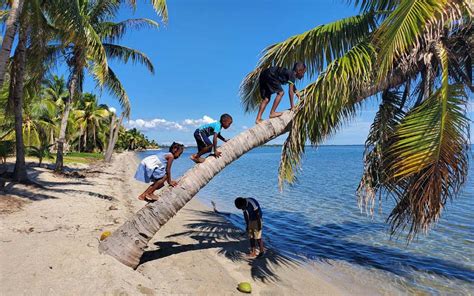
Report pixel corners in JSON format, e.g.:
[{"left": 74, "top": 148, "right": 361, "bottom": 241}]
[{"left": 138, "top": 146, "right": 473, "bottom": 294}]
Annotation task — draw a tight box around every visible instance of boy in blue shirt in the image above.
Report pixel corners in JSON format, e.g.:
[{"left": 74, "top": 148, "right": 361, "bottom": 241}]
[
  {"left": 191, "top": 114, "right": 233, "bottom": 163},
  {"left": 235, "top": 197, "right": 264, "bottom": 258}
]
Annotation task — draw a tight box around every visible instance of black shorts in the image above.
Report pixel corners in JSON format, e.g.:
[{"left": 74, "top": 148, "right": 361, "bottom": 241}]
[
  {"left": 194, "top": 129, "right": 212, "bottom": 151},
  {"left": 259, "top": 69, "right": 283, "bottom": 100}
]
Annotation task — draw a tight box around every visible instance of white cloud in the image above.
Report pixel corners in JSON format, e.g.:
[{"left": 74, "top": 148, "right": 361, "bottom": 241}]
[
  {"left": 126, "top": 118, "right": 184, "bottom": 131},
  {"left": 182, "top": 115, "right": 215, "bottom": 127},
  {"left": 125, "top": 115, "right": 215, "bottom": 132},
  {"left": 108, "top": 107, "right": 117, "bottom": 114}
]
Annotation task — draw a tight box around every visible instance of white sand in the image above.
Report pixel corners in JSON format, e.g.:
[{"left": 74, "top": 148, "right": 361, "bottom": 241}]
[{"left": 1, "top": 152, "right": 378, "bottom": 295}]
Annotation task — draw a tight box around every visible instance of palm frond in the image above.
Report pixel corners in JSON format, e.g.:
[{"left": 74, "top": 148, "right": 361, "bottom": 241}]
[
  {"left": 357, "top": 89, "right": 406, "bottom": 214},
  {"left": 385, "top": 84, "right": 470, "bottom": 238},
  {"left": 279, "top": 41, "right": 377, "bottom": 186},
  {"left": 100, "top": 18, "right": 159, "bottom": 43},
  {"left": 350, "top": 0, "right": 401, "bottom": 13},
  {"left": 374, "top": 0, "right": 462, "bottom": 79},
  {"left": 85, "top": 23, "right": 109, "bottom": 85},
  {"left": 150, "top": 0, "right": 168, "bottom": 23},
  {"left": 240, "top": 12, "right": 378, "bottom": 112},
  {"left": 102, "top": 66, "right": 130, "bottom": 117},
  {"left": 103, "top": 43, "right": 154, "bottom": 74},
  {"left": 90, "top": 0, "right": 121, "bottom": 24}
]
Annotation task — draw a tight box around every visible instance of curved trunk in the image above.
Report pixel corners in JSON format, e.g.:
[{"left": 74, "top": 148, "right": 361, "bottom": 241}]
[
  {"left": 0, "top": 0, "right": 25, "bottom": 87},
  {"left": 55, "top": 72, "right": 78, "bottom": 172},
  {"left": 104, "top": 114, "right": 123, "bottom": 162},
  {"left": 99, "top": 112, "right": 292, "bottom": 268},
  {"left": 12, "top": 23, "right": 28, "bottom": 182}
]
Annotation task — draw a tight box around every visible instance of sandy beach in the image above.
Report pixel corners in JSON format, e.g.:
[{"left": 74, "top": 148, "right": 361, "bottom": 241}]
[{"left": 1, "top": 152, "right": 377, "bottom": 295}]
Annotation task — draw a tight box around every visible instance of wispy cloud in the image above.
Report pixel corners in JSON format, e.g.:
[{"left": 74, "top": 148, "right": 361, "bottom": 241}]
[{"left": 126, "top": 115, "right": 215, "bottom": 132}]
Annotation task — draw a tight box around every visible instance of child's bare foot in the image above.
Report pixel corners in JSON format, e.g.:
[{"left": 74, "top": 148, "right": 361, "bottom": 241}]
[
  {"left": 255, "top": 118, "right": 263, "bottom": 124},
  {"left": 246, "top": 252, "right": 257, "bottom": 258},
  {"left": 145, "top": 193, "right": 160, "bottom": 201},
  {"left": 190, "top": 154, "right": 200, "bottom": 163},
  {"left": 269, "top": 112, "right": 283, "bottom": 118},
  {"left": 138, "top": 194, "right": 147, "bottom": 201}
]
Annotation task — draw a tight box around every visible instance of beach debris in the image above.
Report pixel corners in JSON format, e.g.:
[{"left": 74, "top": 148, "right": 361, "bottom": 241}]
[
  {"left": 237, "top": 282, "right": 252, "bottom": 293},
  {"left": 100, "top": 231, "right": 111, "bottom": 241},
  {"left": 108, "top": 205, "right": 118, "bottom": 211}
]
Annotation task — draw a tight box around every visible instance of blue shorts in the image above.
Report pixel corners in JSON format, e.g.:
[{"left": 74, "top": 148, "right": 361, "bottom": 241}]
[{"left": 194, "top": 129, "right": 212, "bottom": 151}]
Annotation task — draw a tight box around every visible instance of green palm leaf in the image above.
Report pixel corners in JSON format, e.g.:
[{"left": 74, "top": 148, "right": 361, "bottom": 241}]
[
  {"left": 102, "top": 66, "right": 130, "bottom": 117},
  {"left": 279, "top": 41, "right": 377, "bottom": 186},
  {"left": 357, "top": 89, "right": 406, "bottom": 213},
  {"left": 103, "top": 43, "right": 154, "bottom": 73},
  {"left": 123, "top": 0, "right": 168, "bottom": 23},
  {"left": 385, "top": 83, "right": 470, "bottom": 237},
  {"left": 350, "top": 0, "right": 400, "bottom": 13},
  {"left": 374, "top": 0, "right": 449, "bottom": 79},
  {"left": 240, "top": 12, "right": 378, "bottom": 112},
  {"left": 100, "top": 18, "right": 159, "bottom": 43}
]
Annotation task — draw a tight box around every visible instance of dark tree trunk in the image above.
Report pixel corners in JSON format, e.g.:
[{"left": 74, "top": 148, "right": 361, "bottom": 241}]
[
  {"left": 12, "top": 23, "right": 28, "bottom": 182},
  {"left": 55, "top": 72, "right": 78, "bottom": 172},
  {"left": 0, "top": 0, "right": 25, "bottom": 87}
]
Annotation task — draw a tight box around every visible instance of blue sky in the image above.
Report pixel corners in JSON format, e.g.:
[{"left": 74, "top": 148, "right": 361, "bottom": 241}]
[{"left": 76, "top": 0, "right": 473, "bottom": 146}]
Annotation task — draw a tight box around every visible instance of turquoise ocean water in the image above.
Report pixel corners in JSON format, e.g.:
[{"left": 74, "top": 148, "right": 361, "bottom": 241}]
[{"left": 137, "top": 146, "right": 473, "bottom": 294}]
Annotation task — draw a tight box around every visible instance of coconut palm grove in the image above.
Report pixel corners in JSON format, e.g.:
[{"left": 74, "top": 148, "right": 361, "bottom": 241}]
[{"left": 0, "top": 0, "right": 472, "bottom": 295}]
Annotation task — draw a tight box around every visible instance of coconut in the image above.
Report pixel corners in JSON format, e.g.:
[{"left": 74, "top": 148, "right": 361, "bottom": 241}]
[{"left": 237, "top": 282, "right": 252, "bottom": 293}]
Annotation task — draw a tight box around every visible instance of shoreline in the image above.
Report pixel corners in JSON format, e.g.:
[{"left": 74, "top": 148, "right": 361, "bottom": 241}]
[{"left": 1, "top": 151, "right": 380, "bottom": 295}]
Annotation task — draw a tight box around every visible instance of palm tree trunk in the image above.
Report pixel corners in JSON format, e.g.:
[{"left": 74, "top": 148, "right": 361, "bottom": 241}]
[
  {"left": 55, "top": 72, "right": 78, "bottom": 172},
  {"left": 83, "top": 127, "right": 87, "bottom": 152},
  {"left": 104, "top": 114, "right": 123, "bottom": 162},
  {"left": 99, "top": 112, "right": 292, "bottom": 268},
  {"left": 104, "top": 112, "right": 116, "bottom": 155},
  {"left": 0, "top": 0, "right": 25, "bottom": 87},
  {"left": 93, "top": 124, "right": 96, "bottom": 151},
  {"left": 11, "top": 22, "right": 28, "bottom": 182},
  {"left": 78, "top": 127, "right": 83, "bottom": 152},
  {"left": 50, "top": 128, "right": 54, "bottom": 145}
]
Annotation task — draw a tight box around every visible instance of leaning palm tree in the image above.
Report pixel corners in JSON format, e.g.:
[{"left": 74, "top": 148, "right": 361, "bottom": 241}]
[
  {"left": 0, "top": 0, "right": 25, "bottom": 87},
  {"left": 100, "top": 0, "right": 472, "bottom": 268},
  {"left": 51, "top": 0, "right": 162, "bottom": 172},
  {"left": 99, "top": 113, "right": 292, "bottom": 268}
]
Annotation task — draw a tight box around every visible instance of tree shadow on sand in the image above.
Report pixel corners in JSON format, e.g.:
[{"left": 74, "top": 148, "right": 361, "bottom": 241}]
[
  {"left": 140, "top": 207, "right": 474, "bottom": 285},
  {"left": 139, "top": 209, "right": 300, "bottom": 282}
]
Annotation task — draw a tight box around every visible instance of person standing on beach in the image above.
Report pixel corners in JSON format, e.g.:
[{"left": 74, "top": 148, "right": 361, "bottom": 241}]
[
  {"left": 134, "top": 142, "right": 184, "bottom": 201},
  {"left": 235, "top": 197, "right": 264, "bottom": 258},
  {"left": 255, "top": 62, "right": 306, "bottom": 124},
  {"left": 190, "top": 114, "right": 233, "bottom": 163}
]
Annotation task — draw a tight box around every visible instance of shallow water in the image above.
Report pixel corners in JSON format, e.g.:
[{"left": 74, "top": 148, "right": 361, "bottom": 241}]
[{"left": 138, "top": 146, "right": 474, "bottom": 294}]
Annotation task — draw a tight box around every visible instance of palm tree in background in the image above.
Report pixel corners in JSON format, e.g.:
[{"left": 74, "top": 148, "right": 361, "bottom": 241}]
[
  {"left": 42, "top": 75, "right": 68, "bottom": 144},
  {"left": 73, "top": 93, "right": 109, "bottom": 152},
  {"left": 51, "top": 0, "right": 160, "bottom": 172},
  {"left": 240, "top": 0, "right": 472, "bottom": 237}
]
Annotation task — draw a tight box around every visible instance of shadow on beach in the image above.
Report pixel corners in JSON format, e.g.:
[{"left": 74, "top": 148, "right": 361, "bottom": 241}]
[
  {"left": 0, "top": 163, "right": 116, "bottom": 202},
  {"left": 140, "top": 206, "right": 474, "bottom": 285},
  {"left": 139, "top": 208, "right": 300, "bottom": 283}
]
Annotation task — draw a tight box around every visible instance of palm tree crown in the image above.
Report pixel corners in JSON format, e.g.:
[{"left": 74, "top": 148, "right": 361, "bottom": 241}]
[{"left": 240, "top": 0, "right": 472, "bottom": 238}]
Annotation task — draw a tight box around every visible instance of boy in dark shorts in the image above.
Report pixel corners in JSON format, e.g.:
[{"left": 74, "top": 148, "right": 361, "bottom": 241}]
[
  {"left": 235, "top": 197, "right": 264, "bottom": 258},
  {"left": 191, "top": 114, "right": 233, "bottom": 163},
  {"left": 255, "top": 62, "right": 306, "bottom": 124}
]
